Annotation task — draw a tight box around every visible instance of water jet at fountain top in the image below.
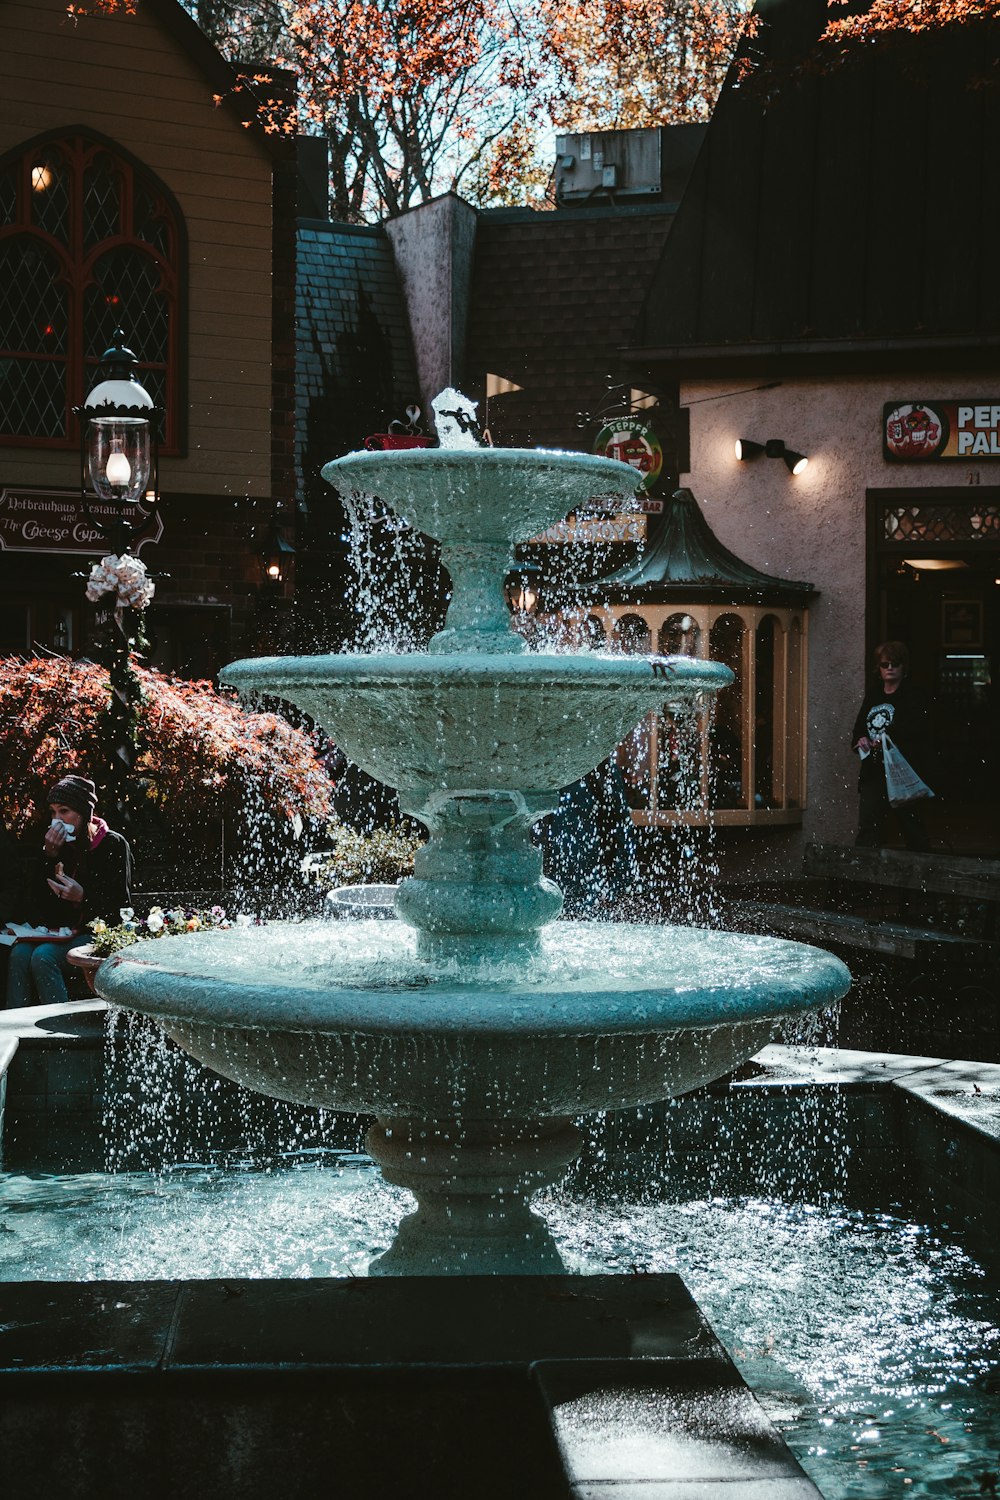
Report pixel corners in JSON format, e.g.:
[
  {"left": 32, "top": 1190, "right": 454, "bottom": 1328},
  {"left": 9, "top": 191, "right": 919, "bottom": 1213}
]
[{"left": 95, "top": 396, "right": 852, "bottom": 1275}]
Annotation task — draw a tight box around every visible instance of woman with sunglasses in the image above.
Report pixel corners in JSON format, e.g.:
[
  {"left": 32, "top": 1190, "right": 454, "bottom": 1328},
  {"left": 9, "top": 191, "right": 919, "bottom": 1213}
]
[{"left": 850, "top": 640, "right": 931, "bottom": 851}]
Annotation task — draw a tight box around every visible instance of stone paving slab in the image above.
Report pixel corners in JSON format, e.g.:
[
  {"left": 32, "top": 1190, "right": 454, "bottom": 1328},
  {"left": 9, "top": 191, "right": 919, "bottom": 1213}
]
[
  {"left": 0, "top": 1275, "right": 818, "bottom": 1499},
  {"left": 0, "top": 999, "right": 106, "bottom": 1044},
  {"left": 0, "top": 1282, "right": 179, "bottom": 1369},
  {"left": 539, "top": 1357, "right": 819, "bottom": 1494},
  {"left": 165, "top": 1274, "right": 719, "bottom": 1369},
  {"left": 745, "top": 1043, "right": 949, "bottom": 1085},
  {"left": 570, "top": 1479, "right": 822, "bottom": 1498},
  {"left": 0, "top": 1365, "right": 571, "bottom": 1500}
]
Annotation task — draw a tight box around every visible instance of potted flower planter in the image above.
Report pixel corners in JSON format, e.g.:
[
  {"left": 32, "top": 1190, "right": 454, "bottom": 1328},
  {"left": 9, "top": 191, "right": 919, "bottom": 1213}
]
[{"left": 67, "top": 943, "right": 104, "bottom": 995}]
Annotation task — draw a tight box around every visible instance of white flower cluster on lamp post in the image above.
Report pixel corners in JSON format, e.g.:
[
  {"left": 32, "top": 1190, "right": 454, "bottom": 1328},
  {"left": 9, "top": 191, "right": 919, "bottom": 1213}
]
[{"left": 85, "top": 552, "right": 155, "bottom": 611}]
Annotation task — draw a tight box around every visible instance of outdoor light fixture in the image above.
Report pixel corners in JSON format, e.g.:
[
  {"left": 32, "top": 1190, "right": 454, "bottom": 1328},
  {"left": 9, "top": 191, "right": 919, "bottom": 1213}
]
[
  {"left": 75, "top": 329, "right": 161, "bottom": 550},
  {"left": 260, "top": 518, "right": 295, "bottom": 589},
  {"left": 503, "top": 564, "right": 541, "bottom": 616},
  {"left": 780, "top": 445, "right": 809, "bottom": 476},
  {"left": 735, "top": 438, "right": 809, "bottom": 476}
]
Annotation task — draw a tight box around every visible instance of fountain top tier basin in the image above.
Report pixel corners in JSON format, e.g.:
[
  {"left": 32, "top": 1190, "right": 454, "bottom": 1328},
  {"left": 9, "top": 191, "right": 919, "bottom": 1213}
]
[
  {"left": 322, "top": 446, "right": 644, "bottom": 656},
  {"left": 322, "top": 446, "right": 637, "bottom": 549}
]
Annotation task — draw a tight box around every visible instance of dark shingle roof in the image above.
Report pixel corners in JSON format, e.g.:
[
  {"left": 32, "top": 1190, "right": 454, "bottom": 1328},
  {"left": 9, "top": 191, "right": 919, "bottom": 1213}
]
[
  {"left": 465, "top": 203, "right": 677, "bottom": 451},
  {"left": 632, "top": 0, "right": 1000, "bottom": 376},
  {"left": 296, "top": 219, "right": 420, "bottom": 507}
]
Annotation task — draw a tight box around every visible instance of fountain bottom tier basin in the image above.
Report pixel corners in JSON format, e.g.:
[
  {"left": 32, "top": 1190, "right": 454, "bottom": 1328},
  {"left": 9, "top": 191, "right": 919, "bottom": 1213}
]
[{"left": 95, "top": 919, "right": 851, "bottom": 1273}]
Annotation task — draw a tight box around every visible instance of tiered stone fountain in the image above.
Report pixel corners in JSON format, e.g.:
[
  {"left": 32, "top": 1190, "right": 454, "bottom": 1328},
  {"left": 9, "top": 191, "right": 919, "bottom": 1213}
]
[{"left": 97, "top": 425, "right": 850, "bottom": 1274}]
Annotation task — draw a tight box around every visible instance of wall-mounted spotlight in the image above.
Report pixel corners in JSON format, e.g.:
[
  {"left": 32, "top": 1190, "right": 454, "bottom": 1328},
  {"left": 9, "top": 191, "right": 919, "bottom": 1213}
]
[{"left": 735, "top": 437, "right": 809, "bottom": 476}]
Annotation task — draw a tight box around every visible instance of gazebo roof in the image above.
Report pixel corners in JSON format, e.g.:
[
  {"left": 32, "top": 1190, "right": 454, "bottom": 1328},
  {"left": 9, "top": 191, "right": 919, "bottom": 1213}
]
[{"left": 583, "top": 487, "right": 815, "bottom": 606}]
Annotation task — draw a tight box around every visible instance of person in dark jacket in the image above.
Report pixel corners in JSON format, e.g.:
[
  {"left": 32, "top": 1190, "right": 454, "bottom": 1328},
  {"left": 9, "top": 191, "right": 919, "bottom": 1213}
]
[
  {"left": 851, "top": 641, "right": 931, "bottom": 851},
  {"left": 5, "top": 774, "right": 133, "bottom": 1009}
]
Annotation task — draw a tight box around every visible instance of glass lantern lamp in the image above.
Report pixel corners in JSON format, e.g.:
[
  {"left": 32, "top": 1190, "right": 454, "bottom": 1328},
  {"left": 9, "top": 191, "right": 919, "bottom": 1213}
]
[
  {"left": 75, "top": 330, "right": 161, "bottom": 548},
  {"left": 260, "top": 519, "right": 295, "bottom": 590},
  {"left": 503, "top": 563, "right": 541, "bottom": 617}
]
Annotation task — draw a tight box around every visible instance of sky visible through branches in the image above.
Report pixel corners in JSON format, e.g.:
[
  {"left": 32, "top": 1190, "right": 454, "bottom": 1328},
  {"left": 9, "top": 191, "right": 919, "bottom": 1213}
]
[{"left": 71, "top": 1, "right": 1000, "bottom": 219}]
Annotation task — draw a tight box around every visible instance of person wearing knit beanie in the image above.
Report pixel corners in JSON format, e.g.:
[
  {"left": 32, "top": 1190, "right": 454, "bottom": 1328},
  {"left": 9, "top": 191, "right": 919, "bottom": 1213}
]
[
  {"left": 46, "top": 776, "right": 97, "bottom": 822},
  {"left": 5, "top": 773, "right": 132, "bottom": 1009}
]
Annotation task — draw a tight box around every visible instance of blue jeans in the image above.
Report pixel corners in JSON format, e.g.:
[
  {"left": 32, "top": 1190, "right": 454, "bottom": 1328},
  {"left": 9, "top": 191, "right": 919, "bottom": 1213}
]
[{"left": 5, "top": 941, "right": 74, "bottom": 1009}]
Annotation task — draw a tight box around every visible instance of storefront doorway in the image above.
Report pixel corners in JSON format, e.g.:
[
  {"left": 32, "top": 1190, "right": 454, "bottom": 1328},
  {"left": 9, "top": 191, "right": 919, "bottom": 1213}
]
[{"left": 868, "top": 489, "right": 999, "bottom": 853}]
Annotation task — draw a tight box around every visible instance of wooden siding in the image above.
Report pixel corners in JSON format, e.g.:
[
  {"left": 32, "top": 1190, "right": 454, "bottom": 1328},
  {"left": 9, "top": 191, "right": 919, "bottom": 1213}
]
[{"left": 0, "top": 0, "right": 275, "bottom": 499}]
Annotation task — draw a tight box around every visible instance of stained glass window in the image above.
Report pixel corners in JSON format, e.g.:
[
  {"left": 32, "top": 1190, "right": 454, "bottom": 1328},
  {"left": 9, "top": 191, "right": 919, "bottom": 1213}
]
[
  {"left": 0, "top": 132, "right": 181, "bottom": 450},
  {"left": 881, "top": 501, "right": 1000, "bottom": 543}
]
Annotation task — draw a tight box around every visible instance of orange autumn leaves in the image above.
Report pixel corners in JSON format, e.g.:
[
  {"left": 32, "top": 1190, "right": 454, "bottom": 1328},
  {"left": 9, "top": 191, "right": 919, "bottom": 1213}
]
[
  {"left": 823, "top": 0, "right": 1000, "bottom": 45},
  {"left": 0, "top": 657, "right": 333, "bottom": 852},
  {"left": 65, "top": 0, "right": 1000, "bottom": 213}
]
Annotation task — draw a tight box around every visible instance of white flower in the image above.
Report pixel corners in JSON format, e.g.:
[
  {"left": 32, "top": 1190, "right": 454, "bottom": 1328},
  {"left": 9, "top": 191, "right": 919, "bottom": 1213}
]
[
  {"left": 85, "top": 553, "right": 155, "bottom": 609},
  {"left": 146, "top": 912, "right": 165, "bottom": 933},
  {"left": 119, "top": 907, "right": 134, "bottom": 922},
  {"left": 236, "top": 914, "right": 252, "bottom": 928}
]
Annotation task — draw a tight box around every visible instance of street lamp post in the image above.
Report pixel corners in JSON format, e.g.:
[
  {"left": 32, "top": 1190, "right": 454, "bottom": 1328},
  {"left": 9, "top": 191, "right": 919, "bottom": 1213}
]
[{"left": 74, "top": 331, "right": 161, "bottom": 832}]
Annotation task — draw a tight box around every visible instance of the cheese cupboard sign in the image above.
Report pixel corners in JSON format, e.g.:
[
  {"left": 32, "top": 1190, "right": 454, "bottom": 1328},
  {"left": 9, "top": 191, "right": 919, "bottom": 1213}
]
[
  {"left": 883, "top": 401, "right": 1000, "bottom": 461},
  {"left": 0, "top": 487, "right": 162, "bottom": 554}
]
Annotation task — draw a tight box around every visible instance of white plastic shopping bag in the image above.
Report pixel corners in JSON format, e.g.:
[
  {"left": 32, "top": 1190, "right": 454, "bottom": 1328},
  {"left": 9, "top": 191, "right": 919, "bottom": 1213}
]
[{"left": 881, "top": 733, "right": 934, "bottom": 806}]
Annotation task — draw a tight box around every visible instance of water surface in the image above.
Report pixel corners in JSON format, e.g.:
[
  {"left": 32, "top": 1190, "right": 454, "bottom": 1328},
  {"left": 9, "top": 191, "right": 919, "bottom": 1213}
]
[{"left": 2, "top": 1161, "right": 997, "bottom": 1500}]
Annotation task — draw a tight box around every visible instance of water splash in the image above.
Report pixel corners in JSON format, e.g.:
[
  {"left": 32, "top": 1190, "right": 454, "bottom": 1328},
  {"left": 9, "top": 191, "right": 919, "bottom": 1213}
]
[
  {"left": 341, "top": 488, "right": 439, "bottom": 654},
  {"left": 431, "top": 388, "right": 482, "bottom": 449}
]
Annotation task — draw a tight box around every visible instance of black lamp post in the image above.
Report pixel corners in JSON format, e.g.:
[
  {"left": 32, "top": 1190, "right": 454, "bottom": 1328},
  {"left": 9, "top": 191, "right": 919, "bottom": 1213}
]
[{"left": 73, "top": 331, "right": 162, "bottom": 831}]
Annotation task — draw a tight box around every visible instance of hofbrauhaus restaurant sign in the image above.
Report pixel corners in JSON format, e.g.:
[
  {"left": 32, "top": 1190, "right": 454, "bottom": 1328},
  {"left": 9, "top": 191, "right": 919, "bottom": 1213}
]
[{"left": 0, "top": 487, "right": 162, "bottom": 555}]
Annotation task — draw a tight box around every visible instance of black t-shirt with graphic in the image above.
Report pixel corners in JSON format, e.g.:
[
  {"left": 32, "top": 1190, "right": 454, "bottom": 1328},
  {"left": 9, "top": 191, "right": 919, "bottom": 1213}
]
[{"left": 851, "top": 677, "right": 931, "bottom": 780}]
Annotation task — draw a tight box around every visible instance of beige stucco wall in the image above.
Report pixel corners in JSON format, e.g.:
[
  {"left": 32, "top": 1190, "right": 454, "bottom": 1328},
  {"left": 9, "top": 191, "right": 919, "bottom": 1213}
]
[
  {"left": 683, "top": 370, "right": 999, "bottom": 866},
  {"left": 0, "top": 0, "right": 274, "bottom": 498}
]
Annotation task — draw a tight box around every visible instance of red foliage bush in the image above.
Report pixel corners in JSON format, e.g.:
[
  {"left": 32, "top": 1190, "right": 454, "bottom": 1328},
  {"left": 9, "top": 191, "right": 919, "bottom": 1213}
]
[{"left": 0, "top": 657, "right": 333, "bottom": 857}]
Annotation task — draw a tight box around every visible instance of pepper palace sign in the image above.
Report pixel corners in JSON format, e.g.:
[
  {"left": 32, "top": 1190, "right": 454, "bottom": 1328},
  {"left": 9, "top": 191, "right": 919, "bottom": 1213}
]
[
  {"left": 883, "top": 401, "right": 1000, "bottom": 461},
  {"left": 0, "top": 487, "right": 162, "bottom": 555}
]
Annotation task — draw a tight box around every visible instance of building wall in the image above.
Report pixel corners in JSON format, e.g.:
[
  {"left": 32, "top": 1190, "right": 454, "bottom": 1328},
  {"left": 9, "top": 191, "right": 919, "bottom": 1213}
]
[
  {"left": 0, "top": 0, "right": 275, "bottom": 500},
  {"left": 466, "top": 205, "right": 676, "bottom": 450},
  {"left": 684, "top": 370, "right": 1000, "bottom": 863}
]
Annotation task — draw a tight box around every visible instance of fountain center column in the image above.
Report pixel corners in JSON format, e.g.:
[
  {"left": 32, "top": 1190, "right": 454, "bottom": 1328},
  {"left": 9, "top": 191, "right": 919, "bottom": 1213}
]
[
  {"left": 395, "top": 789, "right": 562, "bottom": 959},
  {"left": 429, "top": 542, "right": 525, "bottom": 655},
  {"left": 366, "top": 1114, "right": 583, "bottom": 1275}
]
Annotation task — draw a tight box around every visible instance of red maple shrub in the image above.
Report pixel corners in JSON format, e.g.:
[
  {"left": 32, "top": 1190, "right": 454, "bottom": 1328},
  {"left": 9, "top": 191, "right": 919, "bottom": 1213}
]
[{"left": 0, "top": 657, "right": 334, "bottom": 877}]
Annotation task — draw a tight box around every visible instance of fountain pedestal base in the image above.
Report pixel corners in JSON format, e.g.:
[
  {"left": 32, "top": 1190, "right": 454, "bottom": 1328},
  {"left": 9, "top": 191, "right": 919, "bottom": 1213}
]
[{"left": 366, "top": 1115, "right": 583, "bottom": 1276}]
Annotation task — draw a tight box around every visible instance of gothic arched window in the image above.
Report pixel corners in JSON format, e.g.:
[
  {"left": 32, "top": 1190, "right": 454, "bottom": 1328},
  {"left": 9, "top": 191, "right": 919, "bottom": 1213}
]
[{"left": 0, "top": 131, "right": 183, "bottom": 451}]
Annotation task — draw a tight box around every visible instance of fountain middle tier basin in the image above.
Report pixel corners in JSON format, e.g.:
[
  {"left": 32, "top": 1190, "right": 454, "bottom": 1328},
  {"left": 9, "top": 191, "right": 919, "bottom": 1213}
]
[
  {"left": 95, "top": 921, "right": 850, "bottom": 1119},
  {"left": 220, "top": 651, "right": 729, "bottom": 805}
]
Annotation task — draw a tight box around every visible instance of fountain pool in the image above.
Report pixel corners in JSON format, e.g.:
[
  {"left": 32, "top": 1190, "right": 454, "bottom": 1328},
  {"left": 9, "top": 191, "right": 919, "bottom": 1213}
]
[{"left": 2, "top": 1027, "right": 999, "bottom": 1500}]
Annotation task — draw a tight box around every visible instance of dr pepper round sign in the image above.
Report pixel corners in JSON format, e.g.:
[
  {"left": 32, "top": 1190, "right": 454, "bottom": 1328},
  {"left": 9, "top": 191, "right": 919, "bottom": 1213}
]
[{"left": 883, "top": 400, "right": 1000, "bottom": 461}]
